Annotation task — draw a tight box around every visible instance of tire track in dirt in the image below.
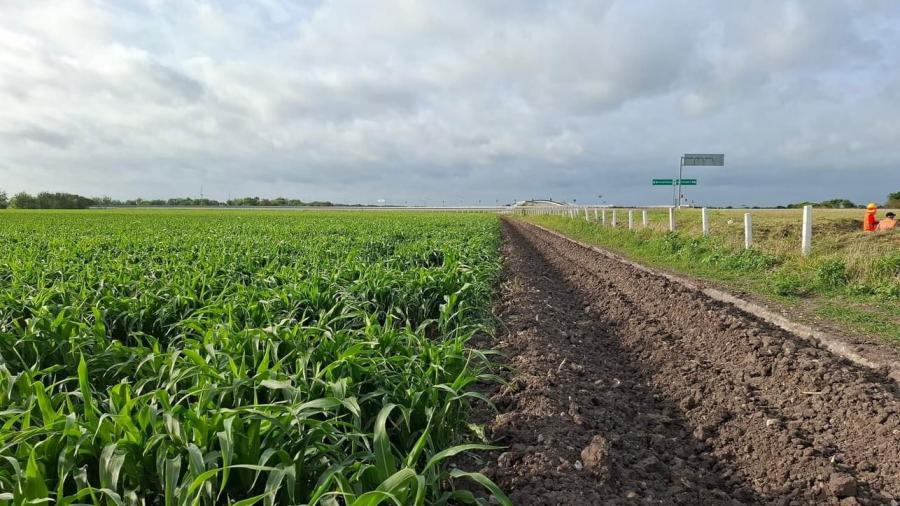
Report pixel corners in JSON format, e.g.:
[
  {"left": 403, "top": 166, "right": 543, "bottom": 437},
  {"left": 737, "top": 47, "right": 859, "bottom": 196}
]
[{"left": 477, "top": 219, "right": 899, "bottom": 505}]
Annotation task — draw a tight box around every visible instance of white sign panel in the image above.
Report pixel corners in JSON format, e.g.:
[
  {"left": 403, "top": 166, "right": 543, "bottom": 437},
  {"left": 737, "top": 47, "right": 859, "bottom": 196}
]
[{"left": 682, "top": 154, "right": 724, "bottom": 166}]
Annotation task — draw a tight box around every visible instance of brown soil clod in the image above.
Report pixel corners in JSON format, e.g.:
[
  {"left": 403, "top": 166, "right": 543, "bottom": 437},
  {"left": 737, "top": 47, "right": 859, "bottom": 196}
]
[{"left": 471, "top": 219, "right": 900, "bottom": 505}]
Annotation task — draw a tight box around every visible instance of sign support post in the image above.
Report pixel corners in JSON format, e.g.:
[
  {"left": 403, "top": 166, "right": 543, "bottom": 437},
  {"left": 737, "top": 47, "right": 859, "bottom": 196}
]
[{"left": 676, "top": 153, "right": 724, "bottom": 208}]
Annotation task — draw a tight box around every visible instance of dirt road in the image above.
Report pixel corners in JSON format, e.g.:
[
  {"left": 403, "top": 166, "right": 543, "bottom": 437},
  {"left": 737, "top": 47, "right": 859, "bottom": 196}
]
[{"left": 478, "top": 219, "right": 899, "bottom": 505}]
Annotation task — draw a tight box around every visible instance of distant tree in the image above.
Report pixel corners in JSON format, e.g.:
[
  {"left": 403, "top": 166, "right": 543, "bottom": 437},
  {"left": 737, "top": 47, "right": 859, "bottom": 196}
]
[
  {"left": 10, "top": 192, "right": 93, "bottom": 209},
  {"left": 10, "top": 192, "right": 36, "bottom": 209},
  {"left": 7, "top": 192, "right": 334, "bottom": 208},
  {"left": 786, "top": 201, "right": 816, "bottom": 209},
  {"left": 817, "top": 199, "right": 857, "bottom": 209},
  {"left": 888, "top": 191, "right": 900, "bottom": 208},
  {"left": 787, "top": 199, "right": 857, "bottom": 209},
  {"left": 0, "top": 190, "right": 7, "bottom": 209}
]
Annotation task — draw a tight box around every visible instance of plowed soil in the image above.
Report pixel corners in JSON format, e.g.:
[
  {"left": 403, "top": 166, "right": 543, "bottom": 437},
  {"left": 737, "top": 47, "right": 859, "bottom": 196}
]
[{"left": 476, "top": 219, "right": 899, "bottom": 505}]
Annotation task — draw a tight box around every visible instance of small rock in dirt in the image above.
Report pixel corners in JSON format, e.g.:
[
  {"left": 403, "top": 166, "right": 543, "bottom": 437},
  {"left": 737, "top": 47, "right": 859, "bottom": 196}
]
[
  {"left": 580, "top": 435, "right": 610, "bottom": 477},
  {"left": 693, "top": 425, "right": 714, "bottom": 441},
  {"left": 556, "top": 460, "right": 572, "bottom": 472},
  {"left": 828, "top": 473, "right": 857, "bottom": 498},
  {"left": 679, "top": 396, "right": 697, "bottom": 410},
  {"left": 855, "top": 461, "right": 874, "bottom": 472},
  {"left": 765, "top": 418, "right": 781, "bottom": 428},
  {"left": 574, "top": 460, "right": 583, "bottom": 471},
  {"left": 568, "top": 401, "right": 581, "bottom": 416},
  {"left": 497, "top": 451, "right": 519, "bottom": 469},
  {"left": 637, "top": 456, "right": 668, "bottom": 476}
]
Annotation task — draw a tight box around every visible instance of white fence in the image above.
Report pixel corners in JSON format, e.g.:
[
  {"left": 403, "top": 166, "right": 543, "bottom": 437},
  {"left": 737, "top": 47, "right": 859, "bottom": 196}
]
[{"left": 503, "top": 205, "right": 815, "bottom": 256}]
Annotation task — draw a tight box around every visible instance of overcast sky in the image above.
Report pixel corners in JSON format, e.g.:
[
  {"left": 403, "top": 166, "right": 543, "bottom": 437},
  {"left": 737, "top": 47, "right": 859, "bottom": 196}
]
[{"left": 1, "top": 1, "right": 899, "bottom": 206}]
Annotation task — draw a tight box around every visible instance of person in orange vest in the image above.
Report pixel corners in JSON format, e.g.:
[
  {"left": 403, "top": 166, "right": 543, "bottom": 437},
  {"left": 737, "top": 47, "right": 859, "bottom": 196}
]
[
  {"left": 876, "top": 212, "right": 896, "bottom": 232},
  {"left": 863, "top": 203, "right": 879, "bottom": 232}
]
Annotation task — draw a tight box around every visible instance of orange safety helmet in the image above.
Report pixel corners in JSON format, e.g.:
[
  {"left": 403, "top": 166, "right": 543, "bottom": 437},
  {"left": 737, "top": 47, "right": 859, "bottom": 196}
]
[{"left": 867, "top": 203, "right": 877, "bottom": 212}]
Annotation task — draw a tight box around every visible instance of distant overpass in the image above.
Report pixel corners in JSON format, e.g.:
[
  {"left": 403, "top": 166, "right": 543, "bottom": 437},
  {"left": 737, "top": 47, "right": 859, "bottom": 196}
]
[{"left": 512, "top": 199, "right": 569, "bottom": 207}]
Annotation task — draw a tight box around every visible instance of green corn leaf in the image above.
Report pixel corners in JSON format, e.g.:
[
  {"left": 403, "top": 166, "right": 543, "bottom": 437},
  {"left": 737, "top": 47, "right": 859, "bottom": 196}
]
[
  {"left": 449, "top": 469, "right": 512, "bottom": 506},
  {"left": 100, "top": 443, "right": 126, "bottom": 492},
  {"left": 373, "top": 404, "right": 399, "bottom": 483},
  {"left": 404, "top": 410, "right": 433, "bottom": 469},
  {"left": 217, "top": 417, "right": 235, "bottom": 499},
  {"left": 185, "top": 468, "right": 221, "bottom": 498},
  {"left": 24, "top": 451, "right": 49, "bottom": 501},
  {"left": 31, "top": 381, "right": 58, "bottom": 425},
  {"left": 262, "top": 467, "right": 286, "bottom": 506},
  {"left": 230, "top": 491, "right": 273, "bottom": 506},
  {"left": 424, "top": 444, "right": 501, "bottom": 472},
  {"left": 164, "top": 456, "right": 181, "bottom": 506},
  {"left": 350, "top": 467, "right": 418, "bottom": 506},
  {"left": 77, "top": 354, "right": 97, "bottom": 424}
]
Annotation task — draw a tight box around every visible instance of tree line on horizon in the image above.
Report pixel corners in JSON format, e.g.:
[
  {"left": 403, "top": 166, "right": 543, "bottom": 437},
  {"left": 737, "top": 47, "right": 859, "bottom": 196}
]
[
  {"left": 782, "top": 192, "right": 900, "bottom": 210},
  {"left": 0, "top": 189, "right": 898, "bottom": 210},
  {"left": 0, "top": 191, "right": 336, "bottom": 209}
]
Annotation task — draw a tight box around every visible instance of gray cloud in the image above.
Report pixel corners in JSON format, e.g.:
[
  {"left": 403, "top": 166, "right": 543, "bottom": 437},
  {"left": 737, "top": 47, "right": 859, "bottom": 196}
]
[{"left": 0, "top": 0, "right": 898, "bottom": 206}]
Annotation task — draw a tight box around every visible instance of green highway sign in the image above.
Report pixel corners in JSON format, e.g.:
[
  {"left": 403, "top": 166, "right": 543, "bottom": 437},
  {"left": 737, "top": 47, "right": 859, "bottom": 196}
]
[{"left": 652, "top": 179, "right": 697, "bottom": 186}]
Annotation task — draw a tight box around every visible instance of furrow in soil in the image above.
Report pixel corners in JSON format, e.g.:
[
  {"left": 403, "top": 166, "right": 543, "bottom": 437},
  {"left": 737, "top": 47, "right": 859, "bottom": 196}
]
[{"left": 478, "top": 218, "right": 899, "bottom": 505}]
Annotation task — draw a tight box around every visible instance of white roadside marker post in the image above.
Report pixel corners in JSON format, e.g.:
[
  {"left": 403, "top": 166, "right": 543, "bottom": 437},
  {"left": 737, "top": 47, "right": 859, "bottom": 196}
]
[
  {"left": 802, "top": 205, "right": 812, "bottom": 257},
  {"left": 594, "top": 209, "right": 598, "bottom": 221},
  {"left": 584, "top": 207, "right": 589, "bottom": 221},
  {"left": 628, "top": 210, "right": 634, "bottom": 230},
  {"left": 744, "top": 213, "right": 753, "bottom": 249},
  {"left": 668, "top": 207, "right": 676, "bottom": 232},
  {"left": 601, "top": 209, "right": 607, "bottom": 226},
  {"left": 612, "top": 209, "right": 618, "bottom": 227},
  {"left": 701, "top": 207, "right": 709, "bottom": 236},
  {"left": 642, "top": 209, "right": 648, "bottom": 227}
]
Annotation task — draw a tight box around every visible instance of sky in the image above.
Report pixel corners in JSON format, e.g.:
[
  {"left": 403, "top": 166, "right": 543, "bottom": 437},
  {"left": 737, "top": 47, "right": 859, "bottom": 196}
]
[{"left": 1, "top": 0, "right": 899, "bottom": 206}]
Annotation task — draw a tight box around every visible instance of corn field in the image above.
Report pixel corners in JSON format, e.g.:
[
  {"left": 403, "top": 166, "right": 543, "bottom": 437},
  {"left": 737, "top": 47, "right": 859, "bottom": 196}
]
[{"left": 0, "top": 210, "right": 508, "bottom": 505}]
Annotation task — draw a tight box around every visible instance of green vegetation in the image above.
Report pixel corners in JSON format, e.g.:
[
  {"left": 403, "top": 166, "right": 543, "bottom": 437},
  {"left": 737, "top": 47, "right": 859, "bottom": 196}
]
[
  {"left": 0, "top": 190, "right": 337, "bottom": 209},
  {"left": 524, "top": 208, "right": 900, "bottom": 343},
  {"left": 0, "top": 210, "right": 508, "bottom": 505},
  {"left": 9, "top": 192, "right": 95, "bottom": 209},
  {"left": 95, "top": 196, "right": 336, "bottom": 207},
  {"left": 786, "top": 198, "right": 858, "bottom": 209},
  {"left": 888, "top": 191, "right": 900, "bottom": 209}
]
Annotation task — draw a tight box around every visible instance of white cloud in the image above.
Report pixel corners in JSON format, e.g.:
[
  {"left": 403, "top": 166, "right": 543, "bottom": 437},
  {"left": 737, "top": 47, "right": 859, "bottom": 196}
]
[{"left": 0, "top": 0, "right": 898, "bottom": 205}]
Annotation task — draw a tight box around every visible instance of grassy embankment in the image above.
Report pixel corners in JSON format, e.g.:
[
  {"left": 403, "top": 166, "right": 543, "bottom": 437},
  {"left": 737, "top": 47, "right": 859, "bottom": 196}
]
[{"left": 523, "top": 208, "right": 900, "bottom": 344}]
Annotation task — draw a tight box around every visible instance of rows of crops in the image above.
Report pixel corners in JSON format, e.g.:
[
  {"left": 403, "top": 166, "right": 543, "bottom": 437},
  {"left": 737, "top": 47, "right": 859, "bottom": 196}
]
[{"left": 0, "top": 211, "right": 507, "bottom": 505}]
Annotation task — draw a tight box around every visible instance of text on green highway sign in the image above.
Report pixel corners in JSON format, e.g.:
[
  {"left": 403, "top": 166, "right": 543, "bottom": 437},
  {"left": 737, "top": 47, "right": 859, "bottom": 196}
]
[{"left": 652, "top": 179, "right": 697, "bottom": 186}]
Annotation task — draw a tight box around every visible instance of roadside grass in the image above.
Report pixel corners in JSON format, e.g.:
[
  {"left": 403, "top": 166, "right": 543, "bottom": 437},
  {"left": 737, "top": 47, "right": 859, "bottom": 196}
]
[
  {"left": 817, "top": 302, "right": 900, "bottom": 339},
  {"left": 523, "top": 209, "right": 900, "bottom": 345}
]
